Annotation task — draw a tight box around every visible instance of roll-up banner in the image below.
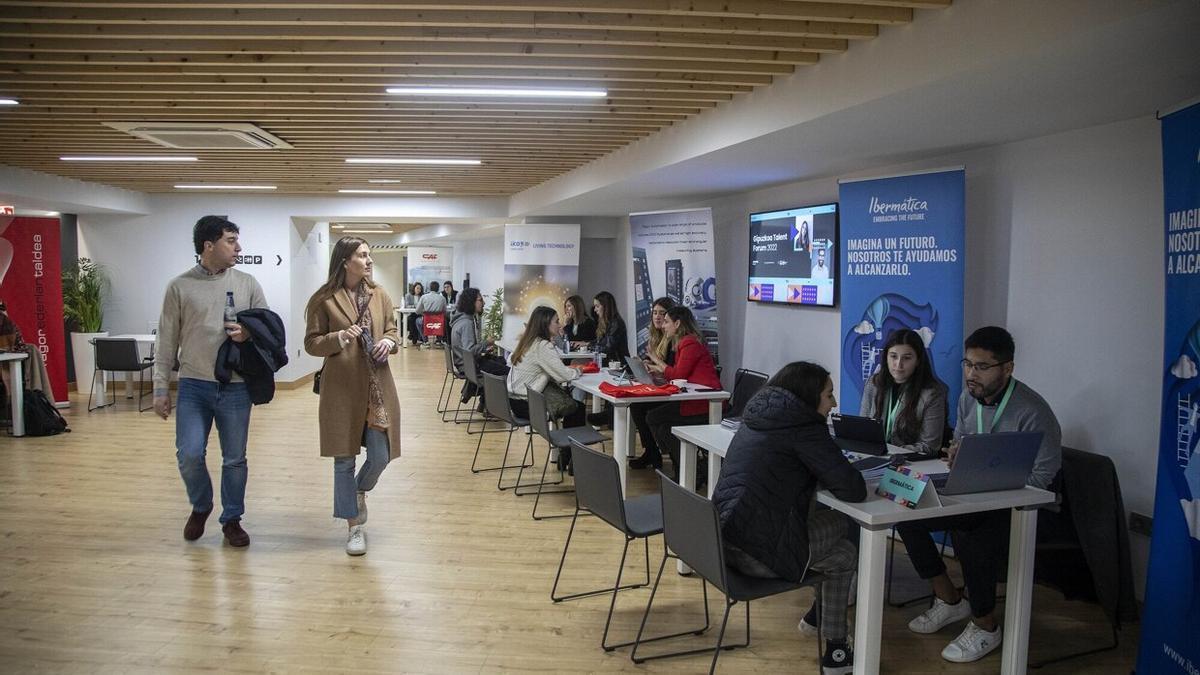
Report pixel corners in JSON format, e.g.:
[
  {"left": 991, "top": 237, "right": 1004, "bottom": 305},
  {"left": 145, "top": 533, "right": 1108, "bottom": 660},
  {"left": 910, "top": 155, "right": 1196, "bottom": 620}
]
[
  {"left": 406, "top": 246, "right": 453, "bottom": 292},
  {"left": 0, "top": 216, "right": 67, "bottom": 402},
  {"left": 1139, "top": 100, "right": 1200, "bottom": 674},
  {"left": 502, "top": 224, "right": 580, "bottom": 346},
  {"left": 838, "top": 168, "right": 965, "bottom": 415},
  {"left": 629, "top": 208, "right": 718, "bottom": 360}
]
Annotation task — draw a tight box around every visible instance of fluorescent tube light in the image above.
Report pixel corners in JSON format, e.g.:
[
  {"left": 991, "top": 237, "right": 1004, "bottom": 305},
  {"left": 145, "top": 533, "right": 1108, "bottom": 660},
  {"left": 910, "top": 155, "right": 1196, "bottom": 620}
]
[
  {"left": 0, "top": 98, "right": 18, "bottom": 106},
  {"left": 386, "top": 86, "right": 606, "bottom": 98},
  {"left": 341, "top": 229, "right": 396, "bottom": 234},
  {"left": 62, "top": 156, "right": 198, "bottom": 162},
  {"left": 175, "top": 184, "right": 277, "bottom": 190},
  {"left": 368, "top": 179, "right": 403, "bottom": 183},
  {"left": 338, "top": 189, "right": 437, "bottom": 195},
  {"left": 345, "top": 158, "right": 479, "bottom": 166}
]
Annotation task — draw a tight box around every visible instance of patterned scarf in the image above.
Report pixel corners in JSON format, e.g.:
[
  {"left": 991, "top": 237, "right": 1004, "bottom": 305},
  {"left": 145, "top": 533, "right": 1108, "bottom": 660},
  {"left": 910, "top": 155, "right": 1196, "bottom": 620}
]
[{"left": 352, "top": 282, "right": 389, "bottom": 429}]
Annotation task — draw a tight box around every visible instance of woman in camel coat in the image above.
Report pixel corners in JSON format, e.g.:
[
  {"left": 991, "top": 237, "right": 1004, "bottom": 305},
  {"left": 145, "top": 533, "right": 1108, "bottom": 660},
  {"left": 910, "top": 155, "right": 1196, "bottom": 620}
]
[{"left": 304, "top": 236, "right": 401, "bottom": 556}]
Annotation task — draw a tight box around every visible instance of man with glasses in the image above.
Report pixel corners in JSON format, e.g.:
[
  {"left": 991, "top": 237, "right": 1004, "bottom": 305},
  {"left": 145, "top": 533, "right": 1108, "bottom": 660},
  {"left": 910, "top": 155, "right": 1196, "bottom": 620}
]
[{"left": 895, "top": 326, "right": 1061, "bottom": 664}]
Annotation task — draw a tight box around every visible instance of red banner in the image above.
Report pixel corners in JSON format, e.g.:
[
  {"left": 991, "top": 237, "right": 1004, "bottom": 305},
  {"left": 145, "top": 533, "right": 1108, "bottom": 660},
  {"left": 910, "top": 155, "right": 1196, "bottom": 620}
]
[{"left": 0, "top": 216, "right": 66, "bottom": 401}]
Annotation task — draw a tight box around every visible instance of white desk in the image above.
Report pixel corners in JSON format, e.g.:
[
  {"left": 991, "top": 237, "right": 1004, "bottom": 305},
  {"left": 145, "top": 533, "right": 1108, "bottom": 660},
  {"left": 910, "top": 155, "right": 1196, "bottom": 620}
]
[
  {"left": 0, "top": 352, "right": 28, "bottom": 436},
  {"left": 395, "top": 307, "right": 418, "bottom": 348},
  {"left": 671, "top": 423, "right": 1055, "bottom": 675},
  {"left": 573, "top": 372, "right": 728, "bottom": 496},
  {"left": 108, "top": 334, "right": 156, "bottom": 398}
]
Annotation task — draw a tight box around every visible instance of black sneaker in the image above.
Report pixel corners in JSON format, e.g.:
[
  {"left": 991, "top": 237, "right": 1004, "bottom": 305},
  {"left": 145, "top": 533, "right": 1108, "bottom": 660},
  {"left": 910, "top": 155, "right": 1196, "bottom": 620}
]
[{"left": 821, "top": 640, "right": 853, "bottom": 675}]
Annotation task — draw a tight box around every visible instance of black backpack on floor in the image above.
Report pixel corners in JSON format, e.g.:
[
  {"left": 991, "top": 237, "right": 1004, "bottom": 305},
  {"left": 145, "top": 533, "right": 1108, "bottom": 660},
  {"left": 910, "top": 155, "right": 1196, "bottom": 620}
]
[{"left": 23, "top": 389, "right": 70, "bottom": 436}]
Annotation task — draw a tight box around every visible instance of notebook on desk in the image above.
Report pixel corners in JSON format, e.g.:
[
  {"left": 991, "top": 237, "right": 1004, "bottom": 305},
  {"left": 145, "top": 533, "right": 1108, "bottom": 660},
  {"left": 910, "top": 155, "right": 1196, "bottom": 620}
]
[{"left": 931, "top": 431, "right": 1043, "bottom": 495}]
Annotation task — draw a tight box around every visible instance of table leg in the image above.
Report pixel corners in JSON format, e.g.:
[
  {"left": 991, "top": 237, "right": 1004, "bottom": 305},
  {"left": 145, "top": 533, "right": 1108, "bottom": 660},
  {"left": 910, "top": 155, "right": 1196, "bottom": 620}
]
[
  {"left": 9, "top": 359, "right": 25, "bottom": 436},
  {"left": 853, "top": 527, "right": 888, "bottom": 675},
  {"left": 590, "top": 393, "right": 602, "bottom": 414},
  {"left": 124, "top": 372, "right": 135, "bottom": 398},
  {"left": 707, "top": 400, "right": 722, "bottom": 425},
  {"left": 1001, "top": 507, "right": 1039, "bottom": 675},
  {"left": 706, "top": 453, "right": 721, "bottom": 499},
  {"left": 613, "top": 404, "right": 632, "bottom": 497},
  {"left": 677, "top": 437, "right": 698, "bottom": 575},
  {"left": 399, "top": 313, "right": 408, "bottom": 348}
]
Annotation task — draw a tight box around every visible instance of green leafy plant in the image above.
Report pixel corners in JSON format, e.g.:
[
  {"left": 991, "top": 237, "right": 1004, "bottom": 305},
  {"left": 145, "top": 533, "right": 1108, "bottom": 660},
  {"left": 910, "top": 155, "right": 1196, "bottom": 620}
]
[
  {"left": 62, "top": 258, "right": 109, "bottom": 333},
  {"left": 482, "top": 287, "right": 504, "bottom": 342}
]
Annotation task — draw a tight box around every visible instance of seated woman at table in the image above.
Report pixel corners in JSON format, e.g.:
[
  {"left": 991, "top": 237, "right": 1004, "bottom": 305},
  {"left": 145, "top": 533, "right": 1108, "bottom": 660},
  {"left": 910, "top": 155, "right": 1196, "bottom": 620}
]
[
  {"left": 712, "top": 361, "right": 866, "bottom": 675},
  {"left": 629, "top": 296, "right": 677, "bottom": 470},
  {"left": 562, "top": 294, "right": 596, "bottom": 347},
  {"left": 450, "top": 288, "right": 508, "bottom": 405},
  {"left": 403, "top": 282, "right": 424, "bottom": 345},
  {"left": 860, "top": 328, "right": 946, "bottom": 456},
  {"left": 644, "top": 306, "right": 723, "bottom": 478},
  {"left": 591, "top": 291, "right": 629, "bottom": 364},
  {"left": 506, "top": 305, "right": 587, "bottom": 429}
]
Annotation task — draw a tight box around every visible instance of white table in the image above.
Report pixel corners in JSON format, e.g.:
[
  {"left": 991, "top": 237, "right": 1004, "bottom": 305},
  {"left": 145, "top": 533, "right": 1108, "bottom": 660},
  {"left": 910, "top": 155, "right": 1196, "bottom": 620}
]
[
  {"left": 572, "top": 372, "right": 729, "bottom": 496},
  {"left": 395, "top": 307, "right": 418, "bottom": 348},
  {"left": 108, "top": 334, "right": 156, "bottom": 398},
  {"left": 671, "top": 423, "right": 1055, "bottom": 675},
  {"left": 0, "top": 352, "right": 28, "bottom": 436}
]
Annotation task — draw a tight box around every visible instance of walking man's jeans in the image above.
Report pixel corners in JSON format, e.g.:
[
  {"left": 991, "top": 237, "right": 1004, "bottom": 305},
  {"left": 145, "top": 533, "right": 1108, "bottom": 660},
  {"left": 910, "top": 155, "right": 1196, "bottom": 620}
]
[{"left": 175, "top": 378, "right": 252, "bottom": 524}]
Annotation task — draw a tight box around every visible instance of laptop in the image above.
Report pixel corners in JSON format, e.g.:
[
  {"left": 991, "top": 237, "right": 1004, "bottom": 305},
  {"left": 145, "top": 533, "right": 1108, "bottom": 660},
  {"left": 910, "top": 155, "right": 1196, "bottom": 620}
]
[
  {"left": 932, "top": 431, "right": 1044, "bottom": 495},
  {"left": 624, "top": 356, "right": 667, "bottom": 386},
  {"left": 831, "top": 414, "right": 889, "bottom": 456}
]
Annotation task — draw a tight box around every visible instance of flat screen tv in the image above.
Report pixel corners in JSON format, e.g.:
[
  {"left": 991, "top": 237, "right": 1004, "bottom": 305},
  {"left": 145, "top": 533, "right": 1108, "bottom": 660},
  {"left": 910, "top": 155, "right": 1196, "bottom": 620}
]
[{"left": 748, "top": 202, "right": 838, "bottom": 307}]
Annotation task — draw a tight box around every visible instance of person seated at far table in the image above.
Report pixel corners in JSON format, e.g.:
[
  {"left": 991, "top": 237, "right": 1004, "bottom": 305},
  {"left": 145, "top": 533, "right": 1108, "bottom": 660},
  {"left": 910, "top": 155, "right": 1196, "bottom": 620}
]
[
  {"left": 403, "top": 282, "right": 424, "bottom": 345},
  {"left": 896, "top": 326, "right": 1061, "bottom": 664},
  {"left": 562, "top": 294, "right": 596, "bottom": 347},
  {"left": 414, "top": 280, "right": 448, "bottom": 345},
  {"left": 713, "top": 361, "right": 866, "bottom": 675},
  {"left": 860, "top": 328, "right": 947, "bottom": 456},
  {"left": 643, "top": 306, "right": 723, "bottom": 479},
  {"left": 506, "top": 306, "right": 587, "bottom": 430}
]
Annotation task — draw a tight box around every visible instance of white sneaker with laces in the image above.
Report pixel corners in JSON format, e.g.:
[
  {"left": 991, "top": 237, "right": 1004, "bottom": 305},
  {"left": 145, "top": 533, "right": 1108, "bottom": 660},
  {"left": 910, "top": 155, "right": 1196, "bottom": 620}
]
[
  {"left": 346, "top": 525, "right": 367, "bottom": 556},
  {"left": 356, "top": 491, "right": 368, "bottom": 525},
  {"left": 907, "top": 597, "right": 971, "bottom": 634},
  {"left": 941, "top": 622, "right": 1002, "bottom": 663}
]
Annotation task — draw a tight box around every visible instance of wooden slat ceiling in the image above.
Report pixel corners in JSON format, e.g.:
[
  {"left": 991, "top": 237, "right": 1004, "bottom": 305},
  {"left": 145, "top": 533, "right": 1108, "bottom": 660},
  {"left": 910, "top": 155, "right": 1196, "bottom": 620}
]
[{"left": 0, "top": 1, "right": 951, "bottom": 197}]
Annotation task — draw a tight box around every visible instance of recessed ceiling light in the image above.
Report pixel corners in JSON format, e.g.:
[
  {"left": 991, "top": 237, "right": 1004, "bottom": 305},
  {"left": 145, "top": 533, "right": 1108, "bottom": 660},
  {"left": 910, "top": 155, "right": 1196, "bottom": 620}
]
[
  {"left": 175, "top": 184, "right": 277, "bottom": 190},
  {"left": 0, "top": 98, "right": 18, "bottom": 106},
  {"left": 386, "top": 86, "right": 606, "bottom": 98},
  {"left": 332, "top": 223, "right": 390, "bottom": 229},
  {"left": 368, "top": 179, "right": 403, "bottom": 183},
  {"left": 345, "top": 158, "right": 479, "bottom": 166},
  {"left": 61, "top": 155, "right": 198, "bottom": 162},
  {"left": 341, "top": 229, "right": 396, "bottom": 235},
  {"left": 338, "top": 189, "right": 437, "bottom": 195}
]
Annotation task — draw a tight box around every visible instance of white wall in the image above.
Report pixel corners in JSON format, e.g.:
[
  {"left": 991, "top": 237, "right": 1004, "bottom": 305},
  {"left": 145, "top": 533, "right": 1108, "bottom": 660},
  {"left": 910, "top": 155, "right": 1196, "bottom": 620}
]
[
  {"left": 288, "top": 219, "right": 329, "bottom": 376},
  {"left": 700, "top": 115, "right": 1162, "bottom": 596}
]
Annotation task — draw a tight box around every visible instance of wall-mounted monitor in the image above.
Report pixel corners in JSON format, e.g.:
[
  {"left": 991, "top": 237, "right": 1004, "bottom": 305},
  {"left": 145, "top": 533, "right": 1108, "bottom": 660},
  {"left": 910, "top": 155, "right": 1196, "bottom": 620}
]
[{"left": 748, "top": 202, "right": 838, "bottom": 307}]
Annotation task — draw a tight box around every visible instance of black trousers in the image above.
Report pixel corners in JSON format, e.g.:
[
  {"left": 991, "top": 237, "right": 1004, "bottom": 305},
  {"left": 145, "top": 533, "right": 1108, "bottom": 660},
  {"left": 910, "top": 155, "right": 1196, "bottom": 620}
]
[
  {"left": 630, "top": 401, "right": 668, "bottom": 460},
  {"left": 462, "top": 355, "right": 508, "bottom": 402},
  {"left": 646, "top": 404, "right": 708, "bottom": 480},
  {"left": 895, "top": 510, "right": 1011, "bottom": 618},
  {"left": 407, "top": 313, "right": 423, "bottom": 343}
]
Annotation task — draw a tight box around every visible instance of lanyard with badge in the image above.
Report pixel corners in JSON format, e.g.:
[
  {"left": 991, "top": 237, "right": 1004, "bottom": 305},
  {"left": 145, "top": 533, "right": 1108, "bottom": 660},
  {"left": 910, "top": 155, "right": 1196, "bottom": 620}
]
[
  {"left": 976, "top": 377, "right": 1016, "bottom": 434},
  {"left": 884, "top": 388, "right": 903, "bottom": 440}
]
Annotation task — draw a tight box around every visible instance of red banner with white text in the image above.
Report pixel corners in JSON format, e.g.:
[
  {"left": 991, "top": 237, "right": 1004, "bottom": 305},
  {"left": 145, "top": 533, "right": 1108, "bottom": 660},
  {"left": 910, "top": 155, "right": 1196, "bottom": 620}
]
[{"left": 0, "top": 216, "right": 66, "bottom": 402}]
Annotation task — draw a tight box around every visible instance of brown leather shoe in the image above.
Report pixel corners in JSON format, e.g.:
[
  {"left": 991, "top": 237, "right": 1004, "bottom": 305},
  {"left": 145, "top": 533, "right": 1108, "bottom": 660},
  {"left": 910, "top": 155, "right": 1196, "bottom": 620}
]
[
  {"left": 222, "top": 519, "right": 250, "bottom": 547},
  {"left": 183, "top": 508, "right": 212, "bottom": 541}
]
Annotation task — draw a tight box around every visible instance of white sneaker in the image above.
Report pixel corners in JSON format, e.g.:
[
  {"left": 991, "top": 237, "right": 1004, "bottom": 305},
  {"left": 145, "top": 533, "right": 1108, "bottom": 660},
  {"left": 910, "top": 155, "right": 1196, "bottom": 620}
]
[
  {"left": 941, "top": 622, "right": 1002, "bottom": 663},
  {"left": 907, "top": 597, "right": 971, "bottom": 634},
  {"left": 346, "top": 525, "right": 367, "bottom": 556},
  {"left": 356, "top": 491, "right": 368, "bottom": 525},
  {"left": 798, "top": 615, "right": 820, "bottom": 637}
]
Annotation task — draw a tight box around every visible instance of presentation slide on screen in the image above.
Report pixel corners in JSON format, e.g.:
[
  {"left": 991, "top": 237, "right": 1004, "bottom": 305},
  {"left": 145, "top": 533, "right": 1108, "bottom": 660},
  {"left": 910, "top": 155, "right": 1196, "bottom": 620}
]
[{"left": 748, "top": 204, "right": 837, "bottom": 306}]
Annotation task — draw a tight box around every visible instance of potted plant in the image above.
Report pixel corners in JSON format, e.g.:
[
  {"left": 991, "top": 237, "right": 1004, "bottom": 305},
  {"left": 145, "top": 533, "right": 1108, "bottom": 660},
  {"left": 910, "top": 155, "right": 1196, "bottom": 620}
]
[
  {"left": 62, "top": 257, "right": 109, "bottom": 398},
  {"left": 482, "top": 287, "right": 504, "bottom": 342}
]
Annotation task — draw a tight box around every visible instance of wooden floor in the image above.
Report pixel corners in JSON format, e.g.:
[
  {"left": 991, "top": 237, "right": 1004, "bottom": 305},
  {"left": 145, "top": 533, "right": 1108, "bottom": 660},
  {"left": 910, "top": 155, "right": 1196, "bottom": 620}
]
[{"left": 0, "top": 348, "right": 1136, "bottom": 673}]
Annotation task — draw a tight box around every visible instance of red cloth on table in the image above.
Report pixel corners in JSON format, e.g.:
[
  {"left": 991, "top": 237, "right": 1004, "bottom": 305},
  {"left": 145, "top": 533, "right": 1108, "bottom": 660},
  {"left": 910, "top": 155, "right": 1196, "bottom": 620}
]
[
  {"left": 598, "top": 381, "right": 680, "bottom": 398},
  {"left": 579, "top": 362, "right": 600, "bottom": 374}
]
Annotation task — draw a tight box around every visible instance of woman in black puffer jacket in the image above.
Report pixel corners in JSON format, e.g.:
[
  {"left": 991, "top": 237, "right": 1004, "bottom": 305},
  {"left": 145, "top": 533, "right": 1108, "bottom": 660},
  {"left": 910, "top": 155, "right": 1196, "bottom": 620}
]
[{"left": 712, "top": 361, "right": 866, "bottom": 674}]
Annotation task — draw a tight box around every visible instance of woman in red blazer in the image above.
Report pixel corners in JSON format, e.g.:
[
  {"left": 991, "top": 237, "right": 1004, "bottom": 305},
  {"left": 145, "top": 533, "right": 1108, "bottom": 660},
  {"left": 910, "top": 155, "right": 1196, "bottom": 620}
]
[{"left": 644, "top": 306, "right": 724, "bottom": 480}]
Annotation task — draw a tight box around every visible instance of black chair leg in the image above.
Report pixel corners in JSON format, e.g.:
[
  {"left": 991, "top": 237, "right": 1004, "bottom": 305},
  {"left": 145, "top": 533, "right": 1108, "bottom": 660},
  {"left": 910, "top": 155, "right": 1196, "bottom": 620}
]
[
  {"left": 497, "top": 429, "right": 534, "bottom": 491},
  {"left": 513, "top": 440, "right": 566, "bottom": 496},
  {"left": 436, "top": 371, "right": 451, "bottom": 414},
  {"left": 630, "top": 551, "right": 714, "bottom": 664},
  {"left": 137, "top": 368, "right": 152, "bottom": 412},
  {"left": 886, "top": 526, "right": 948, "bottom": 608},
  {"left": 552, "top": 509, "right": 649, "bottom": 603},
  {"left": 708, "top": 600, "right": 736, "bottom": 675},
  {"left": 470, "top": 419, "right": 524, "bottom": 474}
]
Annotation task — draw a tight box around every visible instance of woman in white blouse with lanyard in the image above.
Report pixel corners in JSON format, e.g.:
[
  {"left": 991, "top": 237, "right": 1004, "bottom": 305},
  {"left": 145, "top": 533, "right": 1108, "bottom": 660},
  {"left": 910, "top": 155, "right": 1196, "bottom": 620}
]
[{"left": 859, "top": 328, "right": 946, "bottom": 456}]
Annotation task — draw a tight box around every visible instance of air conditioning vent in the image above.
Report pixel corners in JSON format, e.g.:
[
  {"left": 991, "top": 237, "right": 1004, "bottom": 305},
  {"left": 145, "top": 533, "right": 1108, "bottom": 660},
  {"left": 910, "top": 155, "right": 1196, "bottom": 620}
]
[{"left": 103, "top": 122, "right": 293, "bottom": 150}]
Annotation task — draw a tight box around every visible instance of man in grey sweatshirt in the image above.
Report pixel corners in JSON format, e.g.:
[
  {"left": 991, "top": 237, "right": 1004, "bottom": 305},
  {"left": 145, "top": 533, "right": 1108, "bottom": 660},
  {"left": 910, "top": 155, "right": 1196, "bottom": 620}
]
[
  {"left": 153, "top": 216, "right": 268, "bottom": 548},
  {"left": 895, "top": 326, "right": 1061, "bottom": 664}
]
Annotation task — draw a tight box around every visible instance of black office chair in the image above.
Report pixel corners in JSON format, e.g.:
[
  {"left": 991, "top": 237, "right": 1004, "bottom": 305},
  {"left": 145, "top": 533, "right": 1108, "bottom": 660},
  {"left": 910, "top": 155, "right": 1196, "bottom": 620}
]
[
  {"left": 631, "top": 472, "right": 825, "bottom": 674},
  {"left": 438, "top": 342, "right": 465, "bottom": 421},
  {"left": 553, "top": 441, "right": 706, "bottom": 653},
  {"left": 475, "top": 371, "right": 534, "bottom": 489},
  {"left": 455, "top": 347, "right": 488, "bottom": 431},
  {"left": 88, "top": 337, "right": 153, "bottom": 412},
  {"left": 516, "top": 386, "right": 608, "bottom": 520},
  {"left": 727, "top": 368, "right": 768, "bottom": 419}
]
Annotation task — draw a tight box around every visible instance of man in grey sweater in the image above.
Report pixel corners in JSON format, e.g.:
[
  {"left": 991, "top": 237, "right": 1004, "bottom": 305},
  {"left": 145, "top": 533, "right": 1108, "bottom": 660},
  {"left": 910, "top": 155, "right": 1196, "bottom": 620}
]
[
  {"left": 896, "top": 326, "right": 1061, "bottom": 664},
  {"left": 154, "top": 216, "right": 268, "bottom": 548}
]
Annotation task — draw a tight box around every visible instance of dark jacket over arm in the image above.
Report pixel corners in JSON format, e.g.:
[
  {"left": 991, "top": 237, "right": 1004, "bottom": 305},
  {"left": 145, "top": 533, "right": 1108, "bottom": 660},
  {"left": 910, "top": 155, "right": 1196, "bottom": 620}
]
[
  {"left": 215, "top": 307, "right": 288, "bottom": 405},
  {"left": 712, "top": 386, "right": 866, "bottom": 582}
]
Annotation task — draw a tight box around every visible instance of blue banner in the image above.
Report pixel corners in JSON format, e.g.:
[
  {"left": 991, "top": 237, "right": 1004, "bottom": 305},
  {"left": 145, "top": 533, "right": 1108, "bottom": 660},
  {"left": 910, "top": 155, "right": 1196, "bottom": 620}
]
[
  {"left": 1139, "top": 101, "right": 1200, "bottom": 674},
  {"left": 838, "top": 169, "right": 964, "bottom": 415}
]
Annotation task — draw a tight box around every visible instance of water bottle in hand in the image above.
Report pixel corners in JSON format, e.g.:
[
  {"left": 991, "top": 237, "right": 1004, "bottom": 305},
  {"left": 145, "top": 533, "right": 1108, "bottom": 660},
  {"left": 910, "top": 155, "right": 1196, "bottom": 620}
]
[{"left": 223, "top": 291, "right": 237, "bottom": 334}]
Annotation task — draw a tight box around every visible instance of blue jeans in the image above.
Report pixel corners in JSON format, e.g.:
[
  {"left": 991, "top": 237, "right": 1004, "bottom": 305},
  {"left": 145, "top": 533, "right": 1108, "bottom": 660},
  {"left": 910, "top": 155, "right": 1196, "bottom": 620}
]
[
  {"left": 175, "top": 378, "right": 252, "bottom": 524},
  {"left": 333, "top": 427, "right": 391, "bottom": 520}
]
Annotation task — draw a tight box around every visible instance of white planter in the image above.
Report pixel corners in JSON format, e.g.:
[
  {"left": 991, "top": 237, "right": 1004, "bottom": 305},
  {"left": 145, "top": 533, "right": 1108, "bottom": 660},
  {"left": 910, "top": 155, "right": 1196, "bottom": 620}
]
[{"left": 70, "top": 331, "right": 108, "bottom": 401}]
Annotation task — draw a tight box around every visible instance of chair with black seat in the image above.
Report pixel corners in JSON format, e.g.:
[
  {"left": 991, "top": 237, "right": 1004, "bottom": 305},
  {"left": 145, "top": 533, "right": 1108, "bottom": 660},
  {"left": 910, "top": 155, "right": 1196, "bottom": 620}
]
[
  {"left": 515, "top": 385, "right": 608, "bottom": 520},
  {"left": 455, "top": 347, "right": 487, "bottom": 432},
  {"left": 88, "top": 337, "right": 154, "bottom": 412},
  {"left": 727, "top": 368, "right": 767, "bottom": 419},
  {"left": 631, "top": 472, "right": 824, "bottom": 674},
  {"left": 552, "top": 441, "right": 707, "bottom": 653},
  {"left": 438, "top": 342, "right": 465, "bottom": 422},
  {"left": 475, "top": 371, "right": 534, "bottom": 490}
]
